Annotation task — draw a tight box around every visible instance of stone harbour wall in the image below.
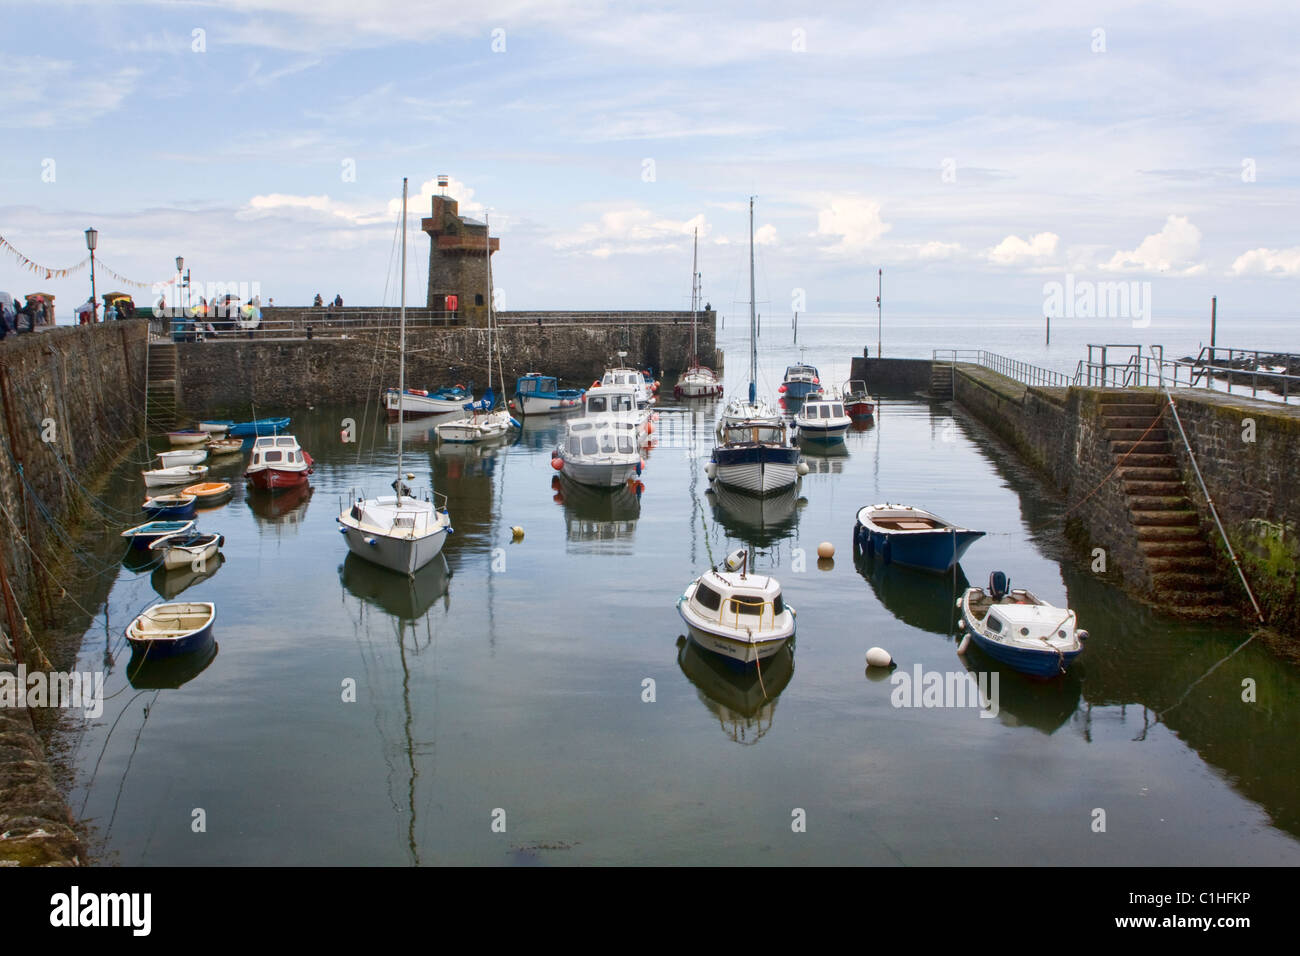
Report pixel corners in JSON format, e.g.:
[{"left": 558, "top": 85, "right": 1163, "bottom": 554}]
[{"left": 174, "top": 318, "right": 718, "bottom": 411}]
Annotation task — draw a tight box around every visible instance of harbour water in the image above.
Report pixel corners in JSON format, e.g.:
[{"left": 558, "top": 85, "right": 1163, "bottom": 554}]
[{"left": 54, "top": 314, "right": 1300, "bottom": 865}]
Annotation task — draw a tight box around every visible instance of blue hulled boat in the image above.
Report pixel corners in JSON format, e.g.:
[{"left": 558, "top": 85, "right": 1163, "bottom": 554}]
[
  {"left": 121, "top": 519, "right": 197, "bottom": 550},
  {"left": 512, "top": 373, "right": 585, "bottom": 416},
  {"left": 852, "top": 503, "right": 984, "bottom": 573},
  {"left": 958, "top": 572, "right": 1087, "bottom": 677},
  {"left": 779, "top": 364, "right": 823, "bottom": 400},
  {"left": 227, "top": 417, "right": 291, "bottom": 437},
  {"left": 125, "top": 602, "right": 216, "bottom": 659},
  {"left": 142, "top": 494, "right": 197, "bottom": 519}
]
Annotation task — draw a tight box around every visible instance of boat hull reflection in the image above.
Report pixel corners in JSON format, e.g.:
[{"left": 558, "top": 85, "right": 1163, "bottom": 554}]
[
  {"left": 677, "top": 636, "right": 795, "bottom": 745},
  {"left": 126, "top": 640, "right": 219, "bottom": 690},
  {"left": 151, "top": 552, "right": 225, "bottom": 600},
  {"left": 855, "top": 555, "right": 969, "bottom": 637},
  {"left": 339, "top": 551, "right": 451, "bottom": 621}
]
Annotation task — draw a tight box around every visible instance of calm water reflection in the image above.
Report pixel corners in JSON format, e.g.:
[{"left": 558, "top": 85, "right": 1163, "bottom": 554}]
[{"left": 57, "top": 324, "right": 1300, "bottom": 864}]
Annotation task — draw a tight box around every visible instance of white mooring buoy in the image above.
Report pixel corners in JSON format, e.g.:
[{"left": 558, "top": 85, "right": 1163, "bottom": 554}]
[{"left": 865, "top": 646, "right": 893, "bottom": 668}]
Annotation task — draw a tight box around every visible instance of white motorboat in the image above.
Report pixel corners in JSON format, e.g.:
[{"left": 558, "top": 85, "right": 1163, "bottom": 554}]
[
  {"left": 157, "top": 448, "right": 208, "bottom": 467},
  {"left": 554, "top": 417, "right": 642, "bottom": 487},
  {"left": 581, "top": 383, "right": 653, "bottom": 442},
  {"left": 592, "top": 353, "right": 654, "bottom": 409},
  {"left": 143, "top": 465, "right": 209, "bottom": 488},
  {"left": 677, "top": 548, "right": 796, "bottom": 664},
  {"left": 957, "top": 571, "right": 1087, "bottom": 677},
  {"left": 338, "top": 177, "right": 454, "bottom": 577},
  {"left": 793, "top": 396, "right": 851, "bottom": 443},
  {"left": 384, "top": 385, "right": 473, "bottom": 420}
]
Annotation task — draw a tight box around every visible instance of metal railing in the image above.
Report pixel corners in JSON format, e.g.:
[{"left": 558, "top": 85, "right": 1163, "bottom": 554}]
[
  {"left": 726, "top": 596, "right": 775, "bottom": 632},
  {"left": 931, "top": 349, "right": 1073, "bottom": 388},
  {"left": 1074, "top": 344, "right": 1299, "bottom": 403}
]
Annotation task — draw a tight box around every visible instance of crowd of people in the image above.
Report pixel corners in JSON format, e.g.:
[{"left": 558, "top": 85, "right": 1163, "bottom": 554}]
[{"left": 0, "top": 293, "right": 45, "bottom": 339}]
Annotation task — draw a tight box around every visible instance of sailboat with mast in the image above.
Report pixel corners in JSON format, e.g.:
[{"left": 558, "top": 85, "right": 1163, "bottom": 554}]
[
  {"left": 436, "top": 212, "right": 519, "bottom": 443},
  {"left": 338, "top": 178, "right": 454, "bottom": 576},
  {"left": 707, "top": 198, "right": 804, "bottom": 496},
  {"left": 674, "top": 228, "right": 722, "bottom": 399}
]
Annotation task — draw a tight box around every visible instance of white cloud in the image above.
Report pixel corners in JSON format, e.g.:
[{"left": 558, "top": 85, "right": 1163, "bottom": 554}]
[
  {"left": 987, "top": 232, "right": 1058, "bottom": 266},
  {"left": 1101, "top": 215, "right": 1203, "bottom": 274},
  {"left": 1229, "top": 246, "right": 1300, "bottom": 277},
  {"left": 915, "top": 241, "right": 962, "bottom": 260},
  {"left": 240, "top": 193, "right": 391, "bottom": 227},
  {"left": 549, "top": 207, "right": 708, "bottom": 255},
  {"left": 815, "top": 197, "right": 891, "bottom": 253},
  {"left": 754, "top": 224, "right": 777, "bottom": 246}
]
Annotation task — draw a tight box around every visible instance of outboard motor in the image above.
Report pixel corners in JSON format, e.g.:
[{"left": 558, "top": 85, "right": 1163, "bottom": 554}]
[
  {"left": 724, "top": 548, "right": 748, "bottom": 574},
  {"left": 988, "top": 570, "right": 1010, "bottom": 600}
]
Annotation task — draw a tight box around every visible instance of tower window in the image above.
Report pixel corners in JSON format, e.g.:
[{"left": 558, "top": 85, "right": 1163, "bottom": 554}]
[{"left": 475, "top": 294, "right": 484, "bottom": 306}]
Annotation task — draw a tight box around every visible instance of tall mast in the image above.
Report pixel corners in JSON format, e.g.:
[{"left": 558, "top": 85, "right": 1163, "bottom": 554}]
[
  {"left": 486, "top": 212, "right": 493, "bottom": 393},
  {"left": 876, "top": 267, "right": 882, "bottom": 359},
  {"left": 748, "top": 196, "right": 757, "bottom": 405},
  {"left": 690, "top": 227, "right": 698, "bottom": 366},
  {"left": 396, "top": 177, "right": 407, "bottom": 499}
]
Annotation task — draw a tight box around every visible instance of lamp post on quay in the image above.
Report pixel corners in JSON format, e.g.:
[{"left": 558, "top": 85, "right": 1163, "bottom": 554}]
[{"left": 85, "top": 227, "right": 98, "bottom": 322}]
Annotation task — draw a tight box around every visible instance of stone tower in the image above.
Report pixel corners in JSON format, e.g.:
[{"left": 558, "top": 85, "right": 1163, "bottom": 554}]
[{"left": 421, "top": 195, "right": 499, "bottom": 326}]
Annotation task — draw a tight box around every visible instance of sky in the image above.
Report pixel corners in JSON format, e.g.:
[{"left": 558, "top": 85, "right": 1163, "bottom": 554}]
[{"left": 2, "top": 0, "right": 1298, "bottom": 332}]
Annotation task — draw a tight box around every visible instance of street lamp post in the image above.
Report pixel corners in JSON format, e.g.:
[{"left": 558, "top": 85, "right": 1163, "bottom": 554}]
[{"left": 85, "top": 227, "right": 98, "bottom": 322}]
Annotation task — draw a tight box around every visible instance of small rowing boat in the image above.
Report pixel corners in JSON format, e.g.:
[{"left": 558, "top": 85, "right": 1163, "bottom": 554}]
[
  {"left": 167, "top": 430, "right": 209, "bottom": 446},
  {"left": 125, "top": 602, "right": 216, "bottom": 658},
  {"left": 141, "top": 493, "right": 197, "bottom": 519},
  {"left": 142, "top": 464, "right": 209, "bottom": 488},
  {"left": 852, "top": 503, "right": 985, "bottom": 573},
  {"left": 227, "top": 417, "right": 290, "bottom": 437},
  {"left": 120, "top": 519, "right": 196, "bottom": 550},
  {"left": 157, "top": 448, "right": 207, "bottom": 468},
  {"left": 206, "top": 437, "right": 244, "bottom": 455},
  {"left": 182, "top": 481, "right": 232, "bottom": 506},
  {"left": 149, "top": 531, "right": 225, "bottom": 571}
]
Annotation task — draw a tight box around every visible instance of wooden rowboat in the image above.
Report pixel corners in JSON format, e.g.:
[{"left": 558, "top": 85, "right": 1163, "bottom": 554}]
[
  {"left": 167, "top": 430, "right": 209, "bottom": 446},
  {"left": 125, "top": 602, "right": 216, "bottom": 658},
  {"left": 142, "top": 493, "right": 197, "bottom": 519},
  {"left": 120, "top": 519, "right": 196, "bottom": 550},
  {"left": 205, "top": 438, "right": 244, "bottom": 455},
  {"left": 143, "top": 465, "right": 209, "bottom": 488},
  {"left": 182, "top": 481, "right": 232, "bottom": 505}
]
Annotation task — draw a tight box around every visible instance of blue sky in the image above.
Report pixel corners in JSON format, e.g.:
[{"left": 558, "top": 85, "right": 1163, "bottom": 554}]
[{"left": 2, "top": 0, "right": 1298, "bottom": 328}]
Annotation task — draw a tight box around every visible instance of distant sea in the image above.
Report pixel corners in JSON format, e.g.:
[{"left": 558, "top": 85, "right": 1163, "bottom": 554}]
[{"left": 724, "top": 312, "right": 1299, "bottom": 384}]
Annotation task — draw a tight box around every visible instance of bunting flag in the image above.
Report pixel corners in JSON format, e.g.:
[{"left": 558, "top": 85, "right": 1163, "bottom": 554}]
[
  {"left": 0, "top": 234, "right": 89, "bottom": 278},
  {"left": 95, "top": 260, "right": 177, "bottom": 291}
]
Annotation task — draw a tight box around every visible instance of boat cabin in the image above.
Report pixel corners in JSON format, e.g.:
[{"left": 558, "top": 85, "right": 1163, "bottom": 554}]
[
  {"left": 249, "top": 435, "right": 306, "bottom": 469},
  {"left": 517, "top": 374, "right": 559, "bottom": 396},
  {"left": 564, "top": 419, "right": 638, "bottom": 457},
  {"left": 800, "top": 400, "right": 847, "bottom": 420},
  {"left": 720, "top": 419, "right": 788, "bottom": 445},
  {"left": 783, "top": 364, "right": 819, "bottom": 383},
  {"left": 584, "top": 385, "right": 639, "bottom": 417},
  {"left": 690, "top": 570, "right": 786, "bottom": 631}
]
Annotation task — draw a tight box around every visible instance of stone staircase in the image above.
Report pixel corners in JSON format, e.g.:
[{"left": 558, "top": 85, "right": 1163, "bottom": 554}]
[
  {"left": 1099, "top": 393, "right": 1228, "bottom": 616},
  {"left": 146, "top": 343, "right": 181, "bottom": 431},
  {"left": 929, "top": 361, "right": 954, "bottom": 398}
]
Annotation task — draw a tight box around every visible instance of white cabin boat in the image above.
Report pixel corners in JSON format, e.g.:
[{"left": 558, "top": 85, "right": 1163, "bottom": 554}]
[
  {"left": 677, "top": 549, "right": 796, "bottom": 664},
  {"left": 958, "top": 572, "right": 1087, "bottom": 677},
  {"left": 555, "top": 417, "right": 642, "bottom": 487},
  {"left": 592, "top": 356, "right": 654, "bottom": 410},
  {"left": 794, "top": 396, "right": 851, "bottom": 443}
]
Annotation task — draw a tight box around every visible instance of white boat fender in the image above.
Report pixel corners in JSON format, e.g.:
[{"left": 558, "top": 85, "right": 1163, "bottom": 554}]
[
  {"left": 865, "top": 646, "right": 894, "bottom": 668},
  {"left": 364, "top": 536, "right": 377, "bottom": 546},
  {"left": 956, "top": 633, "right": 971, "bottom": 655},
  {"left": 705, "top": 462, "right": 717, "bottom": 480},
  {"left": 797, "top": 461, "right": 810, "bottom": 476}
]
